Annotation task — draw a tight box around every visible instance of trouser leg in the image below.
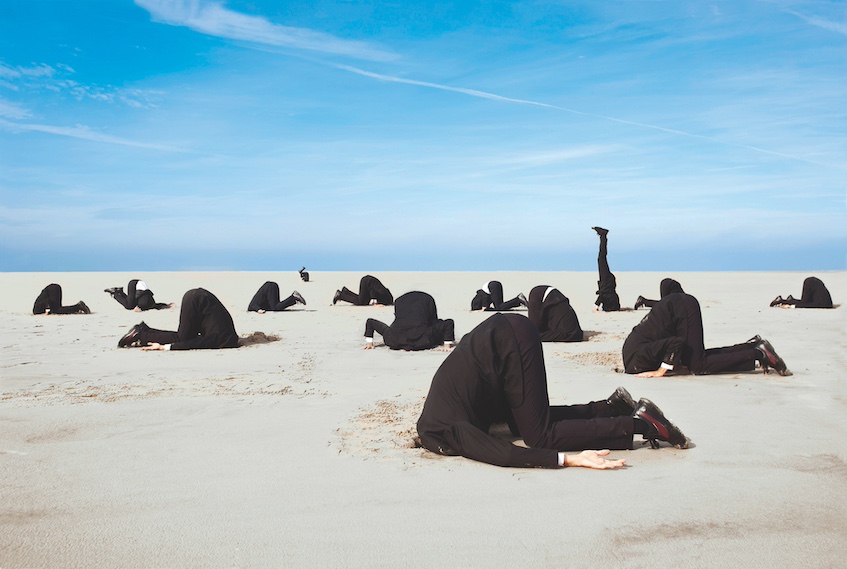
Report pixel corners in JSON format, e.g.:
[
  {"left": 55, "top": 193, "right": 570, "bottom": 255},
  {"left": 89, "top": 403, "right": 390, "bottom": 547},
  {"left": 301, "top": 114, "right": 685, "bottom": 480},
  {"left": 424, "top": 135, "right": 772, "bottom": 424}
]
[
  {"left": 432, "top": 319, "right": 455, "bottom": 342},
  {"left": 47, "top": 283, "right": 83, "bottom": 314},
  {"left": 700, "top": 345, "right": 759, "bottom": 373},
  {"left": 505, "top": 315, "right": 633, "bottom": 451},
  {"left": 273, "top": 295, "right": 297, "bottom": 311},
  {"left": 494, "top": 297, "right": 522, "bottom": 310},
  {"left": 596, "top": 235, "right": 620, "bottom": 311},
  {"left": 112, "top": 290, "right": 132, "bottom": 309},
  {"left": 365, "top": 318, "right": 395, "bottom": 347},
  {"left": 126, "top": 280, "right": 139, "bottom": 310},
  {"left": 337, "top": 286, "right": 360, "bottom": 305},
  {"left": 682, "top": 295, "right": 758, "bottom": 373},
  {"left": 488, "top": 281, "right": 505, "bottom": 307}
]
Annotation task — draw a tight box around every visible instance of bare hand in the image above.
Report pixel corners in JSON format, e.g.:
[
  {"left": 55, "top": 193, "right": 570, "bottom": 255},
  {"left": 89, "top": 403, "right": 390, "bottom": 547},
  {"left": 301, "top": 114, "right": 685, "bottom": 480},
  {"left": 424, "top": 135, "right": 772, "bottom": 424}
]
[
  {"left": 565, "top": 449, "right": 626, "bottom": 470},
  {"left": 437, "top": 344, "right": 454, "bottom": 352},
  {"left": 141, "top": 343, "right": 165, "bottom": 351},
  {"left": 635, "top": 367, "right": 667, "bottom": 378},
  {"left": 363, "top": 342, "right": 375, "bottom": 350}
]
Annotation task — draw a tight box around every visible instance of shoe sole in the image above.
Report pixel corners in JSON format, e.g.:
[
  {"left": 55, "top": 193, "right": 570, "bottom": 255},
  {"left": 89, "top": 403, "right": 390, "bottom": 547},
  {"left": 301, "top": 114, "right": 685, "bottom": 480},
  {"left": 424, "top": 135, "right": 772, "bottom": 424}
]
[
  {"left": 758, "top": 339, "right": 792, "bottom": 376},
  {"left": 636, "top": 399, "right": 690, "bottom": 449}
]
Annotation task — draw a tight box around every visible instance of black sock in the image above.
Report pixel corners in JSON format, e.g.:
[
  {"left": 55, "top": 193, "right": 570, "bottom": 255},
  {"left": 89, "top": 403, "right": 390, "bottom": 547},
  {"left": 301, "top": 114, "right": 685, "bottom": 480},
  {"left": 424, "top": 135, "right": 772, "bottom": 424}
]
[{"left": 634, "top": 417, "right": 650, "bottom": 435}]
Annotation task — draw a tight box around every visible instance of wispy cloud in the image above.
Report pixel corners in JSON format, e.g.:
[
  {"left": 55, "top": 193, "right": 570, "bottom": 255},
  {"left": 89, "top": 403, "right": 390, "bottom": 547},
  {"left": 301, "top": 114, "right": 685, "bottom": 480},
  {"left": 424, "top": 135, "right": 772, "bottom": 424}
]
[
  {"left": 335, "top": 64, "right": 846, "bottom": 171},
  {"left": 787, "top": 10, "right": 847, "bottom": 35},
  {"left": 0, "top": 98, "right": 30, "bottom": 120},
  {"left": 1, "top": 60, "right": 162, "bottom": 109},
  {"left": 0, "top": 118, "right": 189, "bottom": 152},
  {"left": 135, "top": 0, "right": 397, "bottom": 62}
]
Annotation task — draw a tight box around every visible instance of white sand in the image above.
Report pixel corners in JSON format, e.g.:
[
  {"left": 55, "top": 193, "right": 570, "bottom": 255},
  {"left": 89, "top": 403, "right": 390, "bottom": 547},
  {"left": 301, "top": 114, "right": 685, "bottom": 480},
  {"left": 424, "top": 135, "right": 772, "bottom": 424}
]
[{"left": 1, "top": 270, "right": 845, "bottom": 568}]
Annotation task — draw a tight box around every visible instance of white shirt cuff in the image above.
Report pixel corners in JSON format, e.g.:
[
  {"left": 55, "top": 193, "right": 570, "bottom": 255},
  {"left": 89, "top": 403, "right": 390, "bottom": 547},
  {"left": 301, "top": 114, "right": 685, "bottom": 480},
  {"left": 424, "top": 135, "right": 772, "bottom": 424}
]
[
  {"left": 660, "top": 362, "right": 673, "bottom": 370},
  {"left": 164, "top": 344, "right": 172, "bottom": 351},
  {"left": 365, "top": 337, "right": 374, "bottom": 344},
  {"left": 558, "top": 452, "right": 566, "bottom": 467}
]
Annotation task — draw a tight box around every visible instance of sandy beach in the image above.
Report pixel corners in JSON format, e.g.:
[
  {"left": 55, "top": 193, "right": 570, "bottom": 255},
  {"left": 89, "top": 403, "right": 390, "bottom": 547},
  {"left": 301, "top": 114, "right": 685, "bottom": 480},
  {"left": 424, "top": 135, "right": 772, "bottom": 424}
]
[{"left": 1, "top": 270, "right": 845, "bottom": 568}]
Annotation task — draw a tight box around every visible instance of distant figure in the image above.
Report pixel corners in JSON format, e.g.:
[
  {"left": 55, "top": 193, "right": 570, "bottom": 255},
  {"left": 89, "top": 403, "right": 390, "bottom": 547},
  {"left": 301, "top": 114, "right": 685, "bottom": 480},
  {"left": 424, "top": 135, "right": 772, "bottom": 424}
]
[
  {"left": 623, "top": 293, "right": 791, "bottom": 377},
  {"left": 471, "top": 280, "right": 528, "bottom": 311},
  {"left": 299, "top": 267, "right": 310, "bottom": 283},
  {"left": 527, "top": 285, "right": 584, "bottom": 342},
  {"left": 634, "top": 278, "right": 685, "bottom": 310},
  {"left": 770, "top": 277, "right": 833, "bottom": 309},
  {"left": 364, "top": 291, "right": 455, "bottom": 351},
  {"left": 104, "top": 279, "right": 172, "bottom": 311},
  {"left": 118, "top": 288, "right": 239, "bottom": 351},
  {"left": 593, "top": 227, "right": 620, "bottom": 312},
  {"left": 332, "top": 275, "right": 393, "bottom": 306},
  {"left": 248, "top": 282, "right": 306, "bottom": 312},
  {"left": 32, "top": 283, "right": 90, "bottom": 315},
  {"left": 416, "top": 313, "right": 689, "bottom": 469}
]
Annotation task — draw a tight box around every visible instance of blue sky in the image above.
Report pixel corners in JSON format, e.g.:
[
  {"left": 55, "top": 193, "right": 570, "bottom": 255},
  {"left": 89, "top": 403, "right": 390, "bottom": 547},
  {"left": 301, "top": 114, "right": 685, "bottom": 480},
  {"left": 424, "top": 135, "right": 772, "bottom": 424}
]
[{"left": 1, "top": 0, "right": 845, "bottom": 271}]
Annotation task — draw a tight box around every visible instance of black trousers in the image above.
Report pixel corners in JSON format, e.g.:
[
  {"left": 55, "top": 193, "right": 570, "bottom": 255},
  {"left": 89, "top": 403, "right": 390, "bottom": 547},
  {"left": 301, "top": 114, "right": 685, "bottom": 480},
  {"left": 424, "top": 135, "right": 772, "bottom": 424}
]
[
  {"left": 112, "top": 280, "right": 169, "bottom": 311},
  {"left": 365, "top": 317, "right": 455, "bottom": 349},
  {"left": 472, "top": 281, "right": 522, "bottom": 311},
  {"left": 247, "top": 281, "right": 296, "bottom": 312},
  {"left": 337, "top": 275, "right": 393, "bottom": 305},
  {"left": 32, "top": 284, "right": 84, "bottom": 314},
  {"left": 486, "top": 281, "right": 522, "bottom": 311},
  {"left": 595, "top": 234, "right": 620, "bottom": 311},
  {"left": 505, "top": 315, "right": 633, "bottom": 451},
  {"left": 139, "top": 288, "right": 239, "bottom": 350}
]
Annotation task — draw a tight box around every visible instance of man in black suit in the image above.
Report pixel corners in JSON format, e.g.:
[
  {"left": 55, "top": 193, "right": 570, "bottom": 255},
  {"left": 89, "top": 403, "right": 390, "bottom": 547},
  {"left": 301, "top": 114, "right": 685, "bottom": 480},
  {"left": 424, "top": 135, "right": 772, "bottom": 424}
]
[
  {"left": 333, "top": 275, "right": 393, "bottom": 306},
  {"left": 417, "top": 313, "right": 689, "bottom": 469},
  {"left": 118, "top": 288, "right": 239, "bottom": 351},
  {"left": 623, "top": 293, "right": 791, "bottom": 376},
  {"left": 364, "top": 291, "right": 454, "bottom": 351},
  {"left": 527, "top": 285, "right": 584, "bottom": 342}
]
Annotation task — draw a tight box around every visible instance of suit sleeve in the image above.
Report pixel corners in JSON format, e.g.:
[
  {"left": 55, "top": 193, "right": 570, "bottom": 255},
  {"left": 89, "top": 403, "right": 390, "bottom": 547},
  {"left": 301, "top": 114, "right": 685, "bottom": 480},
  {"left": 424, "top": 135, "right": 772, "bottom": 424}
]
[{"left": 439, "top": 421, "right": 559, "bottom": 468}]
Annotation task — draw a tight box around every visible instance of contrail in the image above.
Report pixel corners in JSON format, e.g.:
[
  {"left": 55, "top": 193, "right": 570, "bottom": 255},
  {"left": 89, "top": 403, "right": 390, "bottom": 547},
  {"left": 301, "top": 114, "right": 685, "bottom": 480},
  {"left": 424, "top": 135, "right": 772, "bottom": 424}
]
[
  {"left": 335, "top": 63, "right": 844, "bottom": 171},
  {"left": 0, "top": 118, "right": 191, "bottom": 153}
]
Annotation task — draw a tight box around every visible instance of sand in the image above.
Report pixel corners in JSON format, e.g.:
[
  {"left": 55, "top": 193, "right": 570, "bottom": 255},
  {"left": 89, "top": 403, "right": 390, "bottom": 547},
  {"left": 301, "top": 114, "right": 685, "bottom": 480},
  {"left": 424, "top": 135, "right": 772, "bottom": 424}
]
[{"left": 1, "top": 270, "right": 845, "bottom": 568}]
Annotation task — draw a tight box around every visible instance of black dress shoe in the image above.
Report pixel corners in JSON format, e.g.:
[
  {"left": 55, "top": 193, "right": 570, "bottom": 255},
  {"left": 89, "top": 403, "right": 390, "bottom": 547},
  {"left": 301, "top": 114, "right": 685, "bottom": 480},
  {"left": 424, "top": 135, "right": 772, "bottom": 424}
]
[
  {"left": 633, "top": 398, "right": 690, "bottom": 449},
  {"left": 634, "top": 296, "right": 647, "bottom": 310},
  {"left": 299, "top": 267, "right": 309, "bottom": 282},
  {"left": 769, "top": 295, "right": 784, "bottom": 307},
  {"left": 292, "top": 291, "right": 306, "bottom": 305},
  {"left": 118, "top": 321, "right": 149, "bottom": 348},
  {"left": 332, "top": 290, "right": 341, "bottom": 305},
  {"left": 607, "top": 386, "right": 636, "bottom": 416},
  {"left": 591, "top": 226, "right": 609, "bottom": 236},
  {"left": 755, "top": 338, "right": 792, "bottom": 376},
  {"left": 104, "top": 287, "right": 122, "bottom": 295}
]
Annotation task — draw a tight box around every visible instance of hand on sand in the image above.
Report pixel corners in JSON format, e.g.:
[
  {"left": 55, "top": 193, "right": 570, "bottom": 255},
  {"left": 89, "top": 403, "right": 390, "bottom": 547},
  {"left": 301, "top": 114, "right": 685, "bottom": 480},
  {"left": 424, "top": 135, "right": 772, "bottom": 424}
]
[
  {"left": 437, "top": 343, "right": 454, "bottom": 352},
  {"left": 565, "top": 450, "right": 625, "bottom": 470},
  {"left": 635, "top": 367, "right": 668, "bottom": 378},
  {"left": 133, "top": 307, "right": 142, "bottom": 312},
  {"left": 141, "top": 343, "right": 165, "bottom": 351},
  {"left": 363, "top": 342, "right": 375, "bottom": 350}
]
